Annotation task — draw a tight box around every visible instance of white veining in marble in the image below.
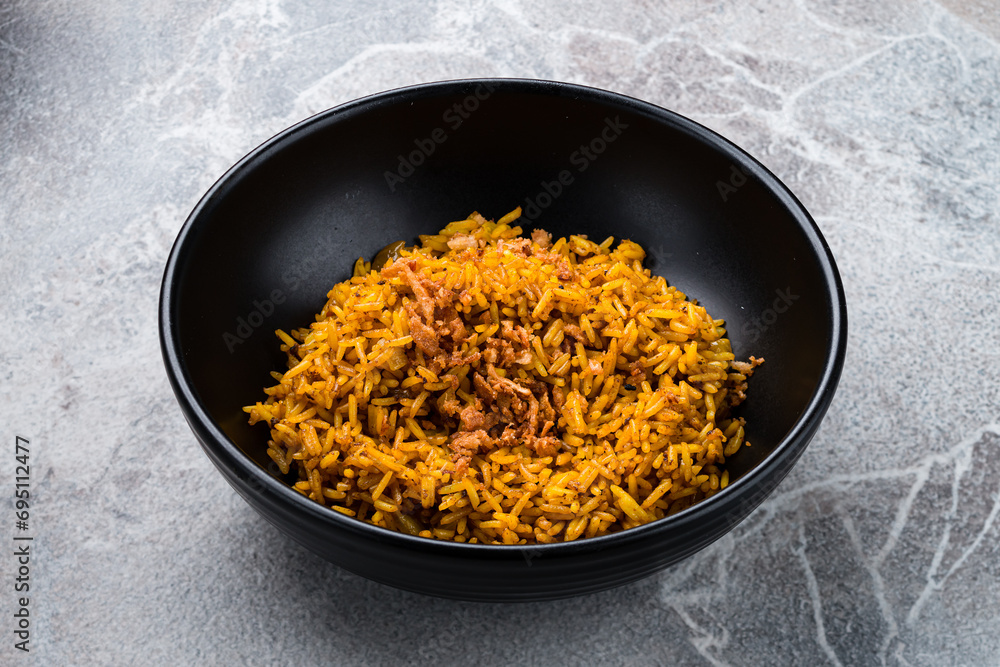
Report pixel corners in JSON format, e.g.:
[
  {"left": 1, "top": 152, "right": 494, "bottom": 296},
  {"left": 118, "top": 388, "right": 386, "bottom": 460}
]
[{"left": 1, "top": 0, "right": 997, "bottom": 664}]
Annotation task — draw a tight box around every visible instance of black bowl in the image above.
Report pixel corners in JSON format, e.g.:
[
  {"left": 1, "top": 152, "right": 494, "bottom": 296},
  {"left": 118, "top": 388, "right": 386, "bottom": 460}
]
[{"left": 160, "top": 79, "right": 847, "bottom": 601}]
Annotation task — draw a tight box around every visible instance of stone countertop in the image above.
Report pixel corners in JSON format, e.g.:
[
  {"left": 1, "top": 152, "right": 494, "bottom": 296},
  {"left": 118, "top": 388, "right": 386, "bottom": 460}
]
[{"left": 2, "top": 1, "right": 998, "bottom": 664}]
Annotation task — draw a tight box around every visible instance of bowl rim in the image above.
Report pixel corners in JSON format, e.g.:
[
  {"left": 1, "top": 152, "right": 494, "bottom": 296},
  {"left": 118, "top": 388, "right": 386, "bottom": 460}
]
[{"left": 160, "top": 77, "right": 848, "bottom": 555}]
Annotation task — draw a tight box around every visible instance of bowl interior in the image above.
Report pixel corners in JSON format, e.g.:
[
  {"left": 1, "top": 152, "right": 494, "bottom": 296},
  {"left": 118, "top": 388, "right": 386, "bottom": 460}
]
[{"left": 168, "top": 80, "right": 839, "bottom": 503}]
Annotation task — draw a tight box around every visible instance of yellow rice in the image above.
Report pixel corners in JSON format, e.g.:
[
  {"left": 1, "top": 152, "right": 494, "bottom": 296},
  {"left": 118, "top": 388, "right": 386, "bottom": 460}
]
[{"left": 245, "top": 207, "right": 761, "bottom": 544}]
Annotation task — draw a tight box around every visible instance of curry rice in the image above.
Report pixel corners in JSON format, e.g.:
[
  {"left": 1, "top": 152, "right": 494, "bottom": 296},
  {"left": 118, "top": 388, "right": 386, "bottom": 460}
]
[{"left": 245, "top": 207, "right": 762, "bottom": 545}]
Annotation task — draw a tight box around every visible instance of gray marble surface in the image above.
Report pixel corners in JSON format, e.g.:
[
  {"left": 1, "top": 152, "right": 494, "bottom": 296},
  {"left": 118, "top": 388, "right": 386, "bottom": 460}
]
[{"left": 2, "top": 0, "right": 998, "bottom": 664}]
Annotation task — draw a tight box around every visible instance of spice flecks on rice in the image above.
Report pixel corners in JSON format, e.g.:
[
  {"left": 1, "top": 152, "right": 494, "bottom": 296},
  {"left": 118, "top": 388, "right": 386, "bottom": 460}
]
[{"left": 245, "top": 208, "right": 762, "bottom": 544}]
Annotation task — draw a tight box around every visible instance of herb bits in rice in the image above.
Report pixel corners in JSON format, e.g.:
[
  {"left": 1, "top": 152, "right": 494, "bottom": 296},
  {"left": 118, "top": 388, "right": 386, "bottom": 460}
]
[{"left": 245, "top": 207, "right": 762, "bottom": 544}]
